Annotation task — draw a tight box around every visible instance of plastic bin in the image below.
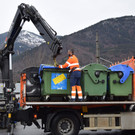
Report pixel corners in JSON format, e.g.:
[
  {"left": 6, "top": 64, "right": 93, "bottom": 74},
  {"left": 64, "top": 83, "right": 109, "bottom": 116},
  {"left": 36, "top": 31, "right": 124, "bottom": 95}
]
[
  {"left": 81, "top": 63, "right": 108, "bottom": 99},
  {"left": 22, "top": 67, "right": 41, "bottom": 98},
  {"left": 39, "top": 65, "right": 70, "bottom": 99},
  {"left": 108, "top": 64, "right": 134, "bottom": 99}
]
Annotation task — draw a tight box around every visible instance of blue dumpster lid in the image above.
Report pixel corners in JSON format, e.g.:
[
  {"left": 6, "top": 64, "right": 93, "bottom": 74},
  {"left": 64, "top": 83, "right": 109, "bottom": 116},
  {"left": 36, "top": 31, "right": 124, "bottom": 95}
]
[
  {"left": 39, "top": 64, "right": 58, "bottom": 73},
  {"left": 108, "top": 64, "right": 134, "bottom": 83},
  {"left": 38, "top": 65, "right": 58, "bottom": 83}
]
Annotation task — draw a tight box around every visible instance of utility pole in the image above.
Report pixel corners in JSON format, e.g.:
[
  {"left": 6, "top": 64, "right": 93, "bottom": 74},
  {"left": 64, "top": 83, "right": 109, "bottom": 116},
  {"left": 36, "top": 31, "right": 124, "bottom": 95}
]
[{"left": 96, "top": 31, "right": 100, "bottom": 63}]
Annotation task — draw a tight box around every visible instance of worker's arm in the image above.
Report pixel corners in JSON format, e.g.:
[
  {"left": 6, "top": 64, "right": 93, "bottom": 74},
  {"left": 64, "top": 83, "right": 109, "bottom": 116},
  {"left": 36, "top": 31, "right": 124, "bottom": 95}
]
[{"left": 59, "top": 58, "right": 71, "bottom": 68}]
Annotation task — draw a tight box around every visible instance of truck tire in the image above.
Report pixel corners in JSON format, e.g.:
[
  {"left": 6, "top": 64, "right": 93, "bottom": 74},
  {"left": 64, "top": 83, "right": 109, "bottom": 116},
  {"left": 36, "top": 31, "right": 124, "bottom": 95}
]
[{"left": 51, "top": 113, "right": 80, "bottom": 135}]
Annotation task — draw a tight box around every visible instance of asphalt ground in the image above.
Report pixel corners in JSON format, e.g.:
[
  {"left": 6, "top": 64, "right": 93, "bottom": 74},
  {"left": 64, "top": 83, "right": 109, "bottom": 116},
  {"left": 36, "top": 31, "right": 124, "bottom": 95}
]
[{"left": 0, "top": 122, "right": 125, "bottom": 135}]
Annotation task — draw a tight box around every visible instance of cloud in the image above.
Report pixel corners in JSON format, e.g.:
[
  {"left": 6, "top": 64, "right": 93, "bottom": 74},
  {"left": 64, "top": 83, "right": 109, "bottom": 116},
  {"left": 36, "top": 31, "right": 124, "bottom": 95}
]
[{"left": 0, "top": 0, "right": 135, "bottom": 35}]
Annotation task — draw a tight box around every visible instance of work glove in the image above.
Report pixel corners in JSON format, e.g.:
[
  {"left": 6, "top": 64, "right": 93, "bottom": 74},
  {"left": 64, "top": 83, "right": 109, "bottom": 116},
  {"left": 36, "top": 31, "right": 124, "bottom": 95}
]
[{"left": 56, "top": 64, "right": 59, "bottom": 67}]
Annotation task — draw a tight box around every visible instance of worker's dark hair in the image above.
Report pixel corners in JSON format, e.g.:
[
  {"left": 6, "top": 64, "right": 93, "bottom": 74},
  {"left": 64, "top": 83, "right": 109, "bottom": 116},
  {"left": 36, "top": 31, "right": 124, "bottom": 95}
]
[{"left": 69, "top": 49, "right": 74, "bottom": 54}]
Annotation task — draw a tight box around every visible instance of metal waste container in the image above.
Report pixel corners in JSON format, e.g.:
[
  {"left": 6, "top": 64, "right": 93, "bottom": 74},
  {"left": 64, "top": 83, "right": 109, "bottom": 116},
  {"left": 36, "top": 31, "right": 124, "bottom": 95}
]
[
  {"left": 39, "top": 65, "right": 70, "bottom": 100},
  {"left": 81, "top": 63, "right": 108, "bottom": 100},
  {"left": 108, "top": 64, "right": 134, "bottom": 100}
]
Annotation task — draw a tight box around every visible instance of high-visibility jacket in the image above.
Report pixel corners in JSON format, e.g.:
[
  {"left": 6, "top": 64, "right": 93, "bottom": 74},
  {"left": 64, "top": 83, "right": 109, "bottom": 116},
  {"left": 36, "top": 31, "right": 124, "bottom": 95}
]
[{"left": 59, "top": 55, "right": 80, "bottom": 71}]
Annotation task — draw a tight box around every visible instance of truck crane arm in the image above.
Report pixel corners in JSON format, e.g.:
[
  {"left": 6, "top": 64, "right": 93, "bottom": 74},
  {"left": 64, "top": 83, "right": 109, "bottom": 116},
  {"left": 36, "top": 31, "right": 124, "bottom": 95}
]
[
  {"left": 0, "top": 3, "right": 62, "bottom": 90},
  {"left": 2, "top": 3, "right": 62, "bottom": 57},
  {"left": 0, "top": 3, "right": 62, "bottom": 133}
]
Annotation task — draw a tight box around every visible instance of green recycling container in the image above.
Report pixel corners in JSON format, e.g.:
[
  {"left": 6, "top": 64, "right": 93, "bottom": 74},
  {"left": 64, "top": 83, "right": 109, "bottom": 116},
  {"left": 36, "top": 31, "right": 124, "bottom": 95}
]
[
  {"left": 39, "top": 66, "right": 70, "bottom": 97},
  {"left": 109, "top": 72, "right": 132, "bottom": 97},
  {"left": 81, "top": 63, "right": 108, "bottom": 97}
]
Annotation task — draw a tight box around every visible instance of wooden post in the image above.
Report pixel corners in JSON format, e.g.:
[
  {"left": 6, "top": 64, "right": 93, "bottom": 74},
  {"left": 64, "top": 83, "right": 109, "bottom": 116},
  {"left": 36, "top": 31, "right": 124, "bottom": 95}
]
[{"left": 96, "top": 32, "right": 100, "bottom": 63}]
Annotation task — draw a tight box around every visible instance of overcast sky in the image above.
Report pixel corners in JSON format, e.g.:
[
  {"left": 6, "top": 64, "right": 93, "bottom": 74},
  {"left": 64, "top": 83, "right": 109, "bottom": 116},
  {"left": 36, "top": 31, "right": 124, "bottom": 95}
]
[{"left": 0, "top": 0, "right": 135, "bottom": 36}]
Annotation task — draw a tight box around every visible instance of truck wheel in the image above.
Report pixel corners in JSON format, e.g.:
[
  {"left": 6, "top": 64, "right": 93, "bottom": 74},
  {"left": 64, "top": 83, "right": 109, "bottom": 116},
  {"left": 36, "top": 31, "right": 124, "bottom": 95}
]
[{"left": 51, "top": 113, "right": 80, "bottom": 135}]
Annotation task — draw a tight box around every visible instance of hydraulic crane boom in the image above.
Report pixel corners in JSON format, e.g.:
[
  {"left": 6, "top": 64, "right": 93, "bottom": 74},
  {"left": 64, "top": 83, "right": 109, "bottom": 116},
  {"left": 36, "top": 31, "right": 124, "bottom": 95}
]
[
  {"left": 0, "top": 3, "right": 62, "bottom": 132},
  {"left": 3, "top": 3, "right": 62, "bottom": 57},
  {"left": 0, "top": 3, "right": 62, "bottom": 90}
]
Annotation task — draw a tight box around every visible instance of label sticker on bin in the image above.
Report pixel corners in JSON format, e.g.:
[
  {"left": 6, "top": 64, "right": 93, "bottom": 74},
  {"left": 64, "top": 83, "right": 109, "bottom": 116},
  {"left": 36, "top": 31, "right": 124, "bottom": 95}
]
[{"left": 51, "top": 73, "right": 67, "bottom": 90}]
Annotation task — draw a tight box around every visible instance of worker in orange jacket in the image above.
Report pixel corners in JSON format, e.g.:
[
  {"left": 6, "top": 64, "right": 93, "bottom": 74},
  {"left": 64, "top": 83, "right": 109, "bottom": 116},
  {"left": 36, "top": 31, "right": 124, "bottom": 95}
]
[{"left": 58, "top": 49, "right": 83, "bottom": 101}]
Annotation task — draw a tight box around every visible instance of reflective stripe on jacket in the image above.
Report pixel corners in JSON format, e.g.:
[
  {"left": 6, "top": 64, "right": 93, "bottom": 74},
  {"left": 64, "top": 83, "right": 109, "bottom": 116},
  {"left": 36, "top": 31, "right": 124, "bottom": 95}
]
[{"left": 59, "top": 55, "right": 80, "bottom": 71}]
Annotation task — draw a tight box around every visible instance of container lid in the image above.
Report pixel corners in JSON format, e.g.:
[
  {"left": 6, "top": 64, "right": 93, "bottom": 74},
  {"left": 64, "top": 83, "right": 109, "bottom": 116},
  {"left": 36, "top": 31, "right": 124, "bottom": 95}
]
[
  {"left": 38, "top": 65, "right": 58, "bottom": 82},
  {"left": 108, "top": 64, "right": 134, "bottom": 83},
  {"left": 81, "top": 63, "right": 108, "bottom": 84},
  {"left": 39, "top": 64, "right": 58, "bottom": 73}
]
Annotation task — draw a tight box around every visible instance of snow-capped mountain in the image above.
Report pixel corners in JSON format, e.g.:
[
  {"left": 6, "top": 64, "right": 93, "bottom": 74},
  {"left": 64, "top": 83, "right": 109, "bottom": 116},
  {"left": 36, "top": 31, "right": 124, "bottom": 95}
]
[
  {"left": 0, "top": 30, "right": 62, "bottom": 56},
  {"left": 0, "top": 30, "right": 45, "bottom": 55},
  {"left": 2, "top": 15, "right": 135, "bottom": 82},
  {"left": 16, "top": 30, "right": 45, "bottom": 48},
  {"left": 13, "top": 30, "right": 45, "bottom": 55}
]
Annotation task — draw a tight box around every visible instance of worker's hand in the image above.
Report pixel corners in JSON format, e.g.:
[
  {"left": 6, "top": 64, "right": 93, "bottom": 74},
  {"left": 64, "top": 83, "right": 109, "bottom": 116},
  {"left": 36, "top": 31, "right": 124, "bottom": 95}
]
[{"left": 56, "top": 64, "right": 59, "bottom": 67}]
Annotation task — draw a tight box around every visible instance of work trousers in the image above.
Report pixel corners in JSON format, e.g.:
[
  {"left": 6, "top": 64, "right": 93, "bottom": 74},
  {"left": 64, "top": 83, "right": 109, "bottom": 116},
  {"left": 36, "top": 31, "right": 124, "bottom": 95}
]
[{"left": 70, "top": 71, "right": 83, "bottom": 99}]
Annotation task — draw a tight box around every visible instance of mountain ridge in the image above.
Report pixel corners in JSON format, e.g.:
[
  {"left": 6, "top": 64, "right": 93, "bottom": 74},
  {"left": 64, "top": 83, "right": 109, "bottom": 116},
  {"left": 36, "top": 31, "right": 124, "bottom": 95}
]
[{"left": 1, "top": 15, "right": 135, "bottom": 81}]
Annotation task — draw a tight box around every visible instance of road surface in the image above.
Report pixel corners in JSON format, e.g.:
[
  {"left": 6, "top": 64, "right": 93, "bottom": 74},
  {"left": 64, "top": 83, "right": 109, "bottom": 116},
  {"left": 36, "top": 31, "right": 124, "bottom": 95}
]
[{"left": 0, "top": 122, "right": 134, "bottom": 135}]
